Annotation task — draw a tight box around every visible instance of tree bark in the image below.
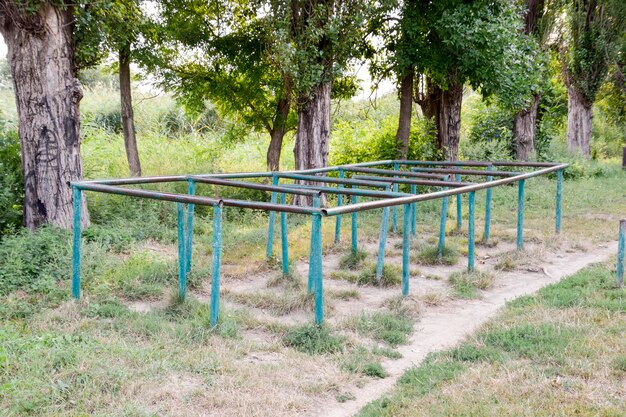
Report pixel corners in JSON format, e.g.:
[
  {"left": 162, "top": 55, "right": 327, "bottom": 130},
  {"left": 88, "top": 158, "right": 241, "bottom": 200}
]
[
  {"left": 437, "top": 81, "right": 463, "bottom": 161},
  {"left": 266, "top": 88, "right": 291, "bottom": 171},
  {"left": 119, "top": 44, "right": 141, "bottom": 176},
  {"left": 396, "top": 68, "right": 414, "bottom": 159},
  {"left": 416, "top": 75, "right": 440, "bottom": 121},
  {"left": 514, "top": 94, "right": 540, "bottom": 161},
  {"left": 566, "top": 84, "right": 592, "bottom": 158},
  {"left": 1, "top": 3, "right": 89, "bottom": 229},
  {"left": 293, "top": 82, "right": 331, "bottom": 205}
]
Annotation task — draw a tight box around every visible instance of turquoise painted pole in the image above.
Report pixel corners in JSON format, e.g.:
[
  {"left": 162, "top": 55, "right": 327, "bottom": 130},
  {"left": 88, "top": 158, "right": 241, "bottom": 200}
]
[
  {"left": 310, "top": 212, "right": 324, "bottom": 324},
  {"left": 375, "top": 188, "right": 391, "bottom": 281},
  {"left": 402, "top": 203, "right": 411, "bottom": 297},
  {"left": 186, "top": 179, "right": 196, "bottom": 274},
  {"left": 177, "top": 203, "right": 187, "bottom": 301},
  {"left": 308, "top": 195, "right": 321, "bottom": 293},
  {"left": 335, "top": 168, "right": 344, "bottom": 243},
  {"left": 438, "top": 190, "right": 449, "bottom": 258},
  {"left": 392, "top": 162, "right": 399, "bottom": 233},
  {"left": 266, "top": 174, "right": 279, "bottom": 259},
  {"left": 351, "top": 193, "right": 358, "bottom": 255},
  {"left": 280, "top": 192, "right": 289, "bottom": 276},
  {"left": 71, "top": 186, "right": 82, "bottom": 300},
  {"left": 468, "top": 191, "right": 476, "bottom": 272},
  {"left": 210, "top": 204, "right": 223, "bottom": 326},
  {"left": 616, "top": 220, "right": 625, "bottom": 287},
  {"left": 517, "top": 179, "right": 525, "bottom": 250},
  {"left": 483, "top": 165, "right": 493, "bottom": 242},
  {"left": 556, "top": 169, "right": 563, "bottom": 234},
  {"left": 410, "top": 184, "right": 417, "bottom": 236},
  {"left": 456, "top": 171, "right": 462, "bottom": 230}
]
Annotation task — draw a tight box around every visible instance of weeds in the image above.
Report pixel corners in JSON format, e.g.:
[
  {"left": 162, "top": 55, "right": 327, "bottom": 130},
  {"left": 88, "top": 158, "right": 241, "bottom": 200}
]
[
  {"left": 283, "top": 324, "right": 344, "bottom": 355},
  {"left": 448, "top": 270, "right": 495, "bottom": 299},
  {"left": 351, "top": 311, "right": 413, "bottom": 347},
  {"left": 413, "top": 245, "right": 459, "bottom": 266},
  {"left": 339, "top": 249, "right": 368, "bottom": 269}
]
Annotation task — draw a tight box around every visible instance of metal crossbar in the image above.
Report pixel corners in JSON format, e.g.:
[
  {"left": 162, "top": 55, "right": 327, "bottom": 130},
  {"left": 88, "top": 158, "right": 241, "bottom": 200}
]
[{"left": 70, "top": 159, "right": 568, "bottom": 326}]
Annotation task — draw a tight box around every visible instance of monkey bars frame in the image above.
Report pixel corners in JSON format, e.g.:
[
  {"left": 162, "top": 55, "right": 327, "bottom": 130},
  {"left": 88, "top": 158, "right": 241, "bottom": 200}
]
[{"left": 71, "top": 159, "right": 568, "bottom": 325}]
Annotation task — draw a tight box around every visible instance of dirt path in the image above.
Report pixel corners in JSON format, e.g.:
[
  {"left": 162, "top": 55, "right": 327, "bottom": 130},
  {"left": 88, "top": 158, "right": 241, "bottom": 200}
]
[{"left": 314, "top": 241, "right": 618, "bottom": 417}]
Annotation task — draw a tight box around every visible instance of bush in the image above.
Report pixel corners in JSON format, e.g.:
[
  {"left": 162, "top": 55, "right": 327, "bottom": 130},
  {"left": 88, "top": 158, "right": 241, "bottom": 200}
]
[
  {"left": 330, "top": 115, "right": 440, "bottom": 166},
  {"left": 0, "top": 127, "right": 23, "bottom": 234},
  {"left": 0, "top": 226, "right": 71, "bottom": 296}
]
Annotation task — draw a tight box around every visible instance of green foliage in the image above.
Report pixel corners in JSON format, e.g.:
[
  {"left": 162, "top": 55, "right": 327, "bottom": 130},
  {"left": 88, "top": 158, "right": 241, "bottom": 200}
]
[
  {"left": 400, "top": 0, "right": 541, "bottom": 109},
  {"left": 331, "top": 114, "right": 440, "bottom": 166},
  {"left": 283, "top": 324, "right": 345, "bottom": 355},
  {"left": 338, "top": 249, "right": 368, "bottom": 269},
  {"left": 482, "top": 324, "right": 578, "bottom": 361},
  {"left": 357, "top": 264, "right": 402, "bottom": 287},
  {"left": 354, "top": 312, "right": 413, "bottom": 347},
  {"left": 413, "top": 245, "right": 459, "bottom": 266},
  {"left": 0, "top": 227, "right": 71, "bottom": 296},
  {"left": 448, "top": 271, "right": 495, "bottom": 299},
  {"left": 0, "top": 126, "right": 23, "bottom": 234}
]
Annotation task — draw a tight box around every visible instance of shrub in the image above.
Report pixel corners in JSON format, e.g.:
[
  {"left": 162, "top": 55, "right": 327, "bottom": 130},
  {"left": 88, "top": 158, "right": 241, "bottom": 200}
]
[
  {"left": 283, "top": 324, "right": 344, "bottom": 355},
  {"left": 0, "top": 128, "right": 22, "bottom": 234}
]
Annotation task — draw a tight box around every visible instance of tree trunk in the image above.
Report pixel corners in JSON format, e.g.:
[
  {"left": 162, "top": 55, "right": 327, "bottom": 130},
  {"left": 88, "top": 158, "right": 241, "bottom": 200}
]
[
  {"left": 1, "top": 3, "right": 89, "bottom": 229},
  {"left": 566, "top": 84, "right": 592, "bottom": 158},
  {"left": 437, "top": 81, "right": 463, "bottom": 161},
  {"left": 396, "top": 68, "right": 414, "bottom": 159},
  {"left": 416, "top": 75, "right": 440, "bottom": 121},
  {"left": 266, "top": 91, "right": 291, "bottom": 171},
  {"left": 119, "top": 44, "right": 141, "bottom": 176},
  {"left": 513, "top": 94, "right": 540, "bottom": 161},
  {"left": 293, "top": 82, "right": 331, "bottom": 205}
]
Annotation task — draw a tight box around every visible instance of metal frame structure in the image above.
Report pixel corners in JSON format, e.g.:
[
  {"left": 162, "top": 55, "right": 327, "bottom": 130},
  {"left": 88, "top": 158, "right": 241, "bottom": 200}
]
[{"left": 71, "top": 160, "right": 568, "bottom": 325}]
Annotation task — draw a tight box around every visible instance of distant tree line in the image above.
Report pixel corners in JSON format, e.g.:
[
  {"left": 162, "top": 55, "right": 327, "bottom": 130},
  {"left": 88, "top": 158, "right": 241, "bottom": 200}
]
[{"left": 0, "top": 0, "right": 624, "bottom": 229}]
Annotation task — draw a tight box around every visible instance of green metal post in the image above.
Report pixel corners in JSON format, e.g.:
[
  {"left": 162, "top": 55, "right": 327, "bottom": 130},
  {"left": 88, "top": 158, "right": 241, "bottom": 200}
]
[
  {"left": 438, "top": 190, "right": 449, "bottom": 258},
  {"left": 308, "top": 195, "right": 321, "bottom": 293},
  {"left": 410, "top": 184, "right": 417, "bottom": 236},
  {"left": 392, "top": 162, "right": 399, "bottom": 233},
  {"left": 266, "top": 174, "right": 279, "bottom": 259},
  {"left": 456, "top": 171, "right": 462, "bottom": 230},
  {"left": 402, "top": 203, "right": 411, "bottom": 297},
  {"left": 210, "top": 204, "right": 223, "bottom": 326},
  {"left": 483, "top": 165, "right": 493, "bottom": 242},
  {"left": 556, "top": 169, "right": 563, "bottom": 234},
  {"left": 310, "top": 213, "right": 324, "bottom": 324},
  {"left": 186, "top": 179, "right": 196, "bottom": 274},
  {"left": 517, "top": 179, "right": 525, "bottom": 250},
  {"left": 351, "top": 193, "right": 358, "bottom": 255},
  {"left": 335, "top": 168, "right": 344, "bottom": 243},
  {"left": 616, "top": 220, "right": 625, "bottom": 287},
  {"left": 177, "top": 203, "right": 187, "bottom": 301},
  {"left": 280, "top": 192, "right": 289, "bottom": 276},
  {"left": 71, "top": 186, "right": 82, "bottom": 300},
  {"left": 468, "top": 191, "right": 476, "bottom": 272},
  {"left": 375, "top": 187, "right": 391, "bottom": 281}
]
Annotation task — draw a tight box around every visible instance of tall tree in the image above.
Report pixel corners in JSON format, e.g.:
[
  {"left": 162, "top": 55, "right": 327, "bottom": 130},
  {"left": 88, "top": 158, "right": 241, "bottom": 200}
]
[
  {"left": 0, "top": 1, "right": 89, "bottom": 229},
  {"left": 401, "top": 0, "right": 537, "bottom": 160},
  {"left": 150, "top": 1, "right": 296, "bottom": 171},
  {"left": 513, "top": 0, "right": 545, "bottom": 161},
  {"left": 74, "top": 0, "right": 144, "bottom": 175},
  {"left": 563, "top": 0, "right": 625, "bottom": 157},
  {"left": 266, "top": 1, "right": 376, "bottom": 182}
]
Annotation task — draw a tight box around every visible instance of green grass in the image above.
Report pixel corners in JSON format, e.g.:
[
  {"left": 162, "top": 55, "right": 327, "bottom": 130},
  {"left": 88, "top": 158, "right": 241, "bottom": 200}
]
[
  {"left": 350, "top": 311, "right": 414, "bottom": 347},
  {"left": 413, "top": 245, "right": 459, "bottom": 266},
  {"left": 448, "top": 270, "right": 495, "bottom": 299},
  {"left": 339, "top": 249, "right": 368, "bottom": 269},
  {"left": 341, "top": 346, "right": 388, "bottom": 378},
  {"left": 282, "top": 324, "right": 345, "bottom": 355},
  {"left": 356, "top": 263, "right": 626, "bottom": 416}
]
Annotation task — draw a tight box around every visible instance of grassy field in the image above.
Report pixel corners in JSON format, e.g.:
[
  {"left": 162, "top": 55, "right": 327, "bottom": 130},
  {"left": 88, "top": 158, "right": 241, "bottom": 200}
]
[
  {"left": 1, "top": 85, "right": 625, "bottom": 416},
  {"left": 357, "top": 262, "right": 626, "bottom": 417}
]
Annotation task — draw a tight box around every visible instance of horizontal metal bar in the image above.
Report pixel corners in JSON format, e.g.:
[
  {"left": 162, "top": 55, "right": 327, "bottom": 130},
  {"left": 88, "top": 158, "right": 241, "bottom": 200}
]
[
  {"left": 190, "top": 176, "right": 320, "bottom": 196},
  {"left": 323, "top": 163, "right": 569, "bottom": 216},
  {"left": 395, "top": 160, "right": 559, "bottom": 168},
  {"left": 74, "top": 182, "right": 222, "bottom": 206},
  {"left": 284, "top": 184, "right": 412, "bottom": 198},
  {"left": 220, "top": 198, "right": 321, "bottom": 214},
  {"left": 409, "top": 167, "right": 518, "bottom": 177},
  {"left": 353, "top": 175, "right": 475, "bottom": 188},
  {"left": 343, "top": 166, "right": 447, "bottom": 179},
  {"left": 277, "top": 173, "right": 391, "bottom": 188}
]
